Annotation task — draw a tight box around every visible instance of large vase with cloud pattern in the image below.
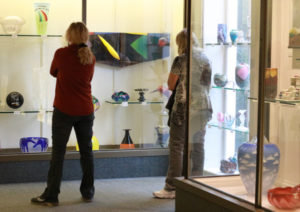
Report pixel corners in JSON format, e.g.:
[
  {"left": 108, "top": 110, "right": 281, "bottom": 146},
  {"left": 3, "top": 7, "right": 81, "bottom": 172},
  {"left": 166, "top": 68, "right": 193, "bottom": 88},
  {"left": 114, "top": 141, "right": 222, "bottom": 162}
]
[{"left": 238, "top": 142, "right": 280, "bottom": 195}]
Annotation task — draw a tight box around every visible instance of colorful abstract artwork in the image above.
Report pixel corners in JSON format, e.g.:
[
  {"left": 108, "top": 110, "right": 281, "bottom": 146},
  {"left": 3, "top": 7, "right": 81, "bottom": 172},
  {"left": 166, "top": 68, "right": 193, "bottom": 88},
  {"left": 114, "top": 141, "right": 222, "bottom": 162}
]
[{"left": 89, "top": 32, "right": 170, "bottom": 67}]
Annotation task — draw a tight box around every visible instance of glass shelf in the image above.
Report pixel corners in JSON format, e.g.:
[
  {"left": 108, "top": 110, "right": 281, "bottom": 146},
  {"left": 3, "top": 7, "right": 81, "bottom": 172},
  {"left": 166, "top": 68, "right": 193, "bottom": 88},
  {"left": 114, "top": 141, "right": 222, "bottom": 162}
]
[
  {"left": 288, "top": 46, "right": 300, "bottom": 49},
  {"left": 204, "top": 167, "right": 239, "bottom": 176},
  {"left": 0, "top": 110, "right": 53, "bottom": 114},
  {"left": 0, "top": 34, "right": 62, "bottom": 38},
  {"left": 105, "top": 100, "right": 164, "bottom": 105},
  {"left": 212, "top": 86, "right": 249, "bottom": 92},
  {"left": 207, "top": 122, "right": 249, "bottom": 134},
  {"left": 248, "top": 97, "right": 300, "bottom": 105},
  {"left": 205, "top": 42, "right": 251, "bottom": 46}
]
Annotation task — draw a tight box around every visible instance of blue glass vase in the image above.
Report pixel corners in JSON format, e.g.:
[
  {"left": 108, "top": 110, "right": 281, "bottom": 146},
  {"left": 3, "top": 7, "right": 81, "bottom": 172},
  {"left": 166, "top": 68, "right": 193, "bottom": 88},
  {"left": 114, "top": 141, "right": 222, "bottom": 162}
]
[
  {"left": 230, "top": 30, "right": 239, "bottom": 44},
  {"left": 238, "top": 142, "right": 280, "bottom": 195}
]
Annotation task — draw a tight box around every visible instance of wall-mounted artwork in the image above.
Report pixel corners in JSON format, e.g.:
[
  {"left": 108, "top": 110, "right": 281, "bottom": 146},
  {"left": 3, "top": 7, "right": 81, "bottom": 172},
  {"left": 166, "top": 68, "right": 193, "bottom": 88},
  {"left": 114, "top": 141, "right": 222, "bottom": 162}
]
[{"left": 89, "top": 32, "right": 170, "bottom": 67}]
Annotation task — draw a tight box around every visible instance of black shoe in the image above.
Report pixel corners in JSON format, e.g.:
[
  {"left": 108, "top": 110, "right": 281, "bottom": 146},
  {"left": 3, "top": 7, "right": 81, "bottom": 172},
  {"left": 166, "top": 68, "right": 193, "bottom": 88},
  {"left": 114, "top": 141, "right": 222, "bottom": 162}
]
[
  {"left": 82, "top": 196, "right": 93, "bottom": 203},
  {"left": 31, "top": 196, "right": 59, "bottom": 206}
]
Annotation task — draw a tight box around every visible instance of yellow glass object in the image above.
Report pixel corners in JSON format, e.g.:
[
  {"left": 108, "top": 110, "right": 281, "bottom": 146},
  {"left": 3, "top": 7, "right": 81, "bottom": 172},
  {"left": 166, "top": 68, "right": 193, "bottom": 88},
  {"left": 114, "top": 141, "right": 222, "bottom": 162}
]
[
  {"left": 97, "top": 35, "right": 120, "bottom": 60},
  {"left": 76, "top": 136, "right": 99, "bottom": 151}
]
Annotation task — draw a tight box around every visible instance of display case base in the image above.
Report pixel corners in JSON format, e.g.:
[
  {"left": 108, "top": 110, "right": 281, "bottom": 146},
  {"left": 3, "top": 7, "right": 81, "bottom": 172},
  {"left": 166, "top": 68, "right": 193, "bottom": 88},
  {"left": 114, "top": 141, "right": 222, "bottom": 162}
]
[
  {"left": 0, "top": 148, "right": 168, "bottom": 184},
  {"left": 174, "top": 178, "right": 270, "bottom": 212}
]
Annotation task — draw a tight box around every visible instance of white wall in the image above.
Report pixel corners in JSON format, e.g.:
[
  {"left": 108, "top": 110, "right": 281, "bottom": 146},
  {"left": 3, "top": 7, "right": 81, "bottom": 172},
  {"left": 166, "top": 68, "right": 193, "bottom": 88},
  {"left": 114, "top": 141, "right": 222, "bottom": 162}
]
[{"left": 0, "top": 0, "right": 184, "bottom": 149}]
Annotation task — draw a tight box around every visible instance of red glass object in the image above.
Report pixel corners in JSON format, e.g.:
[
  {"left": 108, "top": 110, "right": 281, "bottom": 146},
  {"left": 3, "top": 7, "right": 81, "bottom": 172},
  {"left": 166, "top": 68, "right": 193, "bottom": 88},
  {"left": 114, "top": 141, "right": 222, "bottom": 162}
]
[{"left": 268, "top": 185, "right": 300, "bottom": 209}]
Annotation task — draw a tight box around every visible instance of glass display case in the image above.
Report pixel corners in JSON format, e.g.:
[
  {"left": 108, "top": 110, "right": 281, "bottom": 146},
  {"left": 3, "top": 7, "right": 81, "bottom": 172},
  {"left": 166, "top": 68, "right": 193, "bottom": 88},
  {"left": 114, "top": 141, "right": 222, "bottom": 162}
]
[
  {"left": 0, "top": 0, "right": 184, "bottom": 155},
  {"left": 0, "top": 0, "right": 80, "bottom": 154},
  {"left": 175, "top": 0, "right": 300, "bottom": 211}
]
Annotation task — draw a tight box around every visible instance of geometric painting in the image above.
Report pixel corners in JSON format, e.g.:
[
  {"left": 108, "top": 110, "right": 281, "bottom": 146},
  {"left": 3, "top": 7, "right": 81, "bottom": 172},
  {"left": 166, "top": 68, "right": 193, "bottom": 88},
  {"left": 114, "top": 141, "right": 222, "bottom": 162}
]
[{"left": 89, "top": 32, "right": 170, "bottom": 67}]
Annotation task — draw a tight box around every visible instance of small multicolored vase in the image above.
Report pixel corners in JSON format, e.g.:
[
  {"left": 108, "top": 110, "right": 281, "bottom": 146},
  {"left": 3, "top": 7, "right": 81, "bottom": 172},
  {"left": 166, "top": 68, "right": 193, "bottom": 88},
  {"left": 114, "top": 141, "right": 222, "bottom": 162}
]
[
  {"left": 112, "top": 91, "right": 130, "bottom": 102},
  {"left": 235, "top": 63, "right": 250, "bottom": 88},
  {"left": 92, "top": 96, "right": 100, "bottom": 111},
  {"left": 214, "top": 73, "right": 228, "bottom": 87}
]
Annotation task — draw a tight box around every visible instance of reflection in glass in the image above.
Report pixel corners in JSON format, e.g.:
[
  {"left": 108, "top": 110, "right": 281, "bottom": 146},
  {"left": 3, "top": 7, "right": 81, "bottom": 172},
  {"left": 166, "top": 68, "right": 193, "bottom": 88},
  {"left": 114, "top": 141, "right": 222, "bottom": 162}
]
[
  {"left": 189, "top": 32, "right": 213, "bottom": 176},
  {"left": 188, "top": 0, "right": 256, "bottom": 206}
]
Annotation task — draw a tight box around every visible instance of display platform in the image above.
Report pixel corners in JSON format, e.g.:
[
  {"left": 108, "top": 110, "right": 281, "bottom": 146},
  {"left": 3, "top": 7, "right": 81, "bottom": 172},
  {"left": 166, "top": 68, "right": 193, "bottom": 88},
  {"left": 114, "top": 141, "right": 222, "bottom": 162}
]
[
  {"left": 174, "top": 177, "right": 260, "bottom": 212},
  {"left": 0, "top": 148, "right": 169, "bottom": 184},
  {"left": 177, "top": 176, "right": 297, "bottom": 212}
]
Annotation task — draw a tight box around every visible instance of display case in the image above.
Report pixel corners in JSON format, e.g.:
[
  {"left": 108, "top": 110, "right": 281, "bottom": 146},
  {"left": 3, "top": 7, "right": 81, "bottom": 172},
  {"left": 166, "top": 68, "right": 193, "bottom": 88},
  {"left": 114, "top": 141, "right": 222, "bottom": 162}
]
[
  {"left": 0, "top": 0, "right": 80, "bottom": 154},
  {"left": 0, "top": 0, "right": 184, "bottom": 154},
  {"left": 175, "top": 0, "right": 300, "bottom": 211},
  {"left": 0, "top": 0, "right": 185, "bottom": 183}
]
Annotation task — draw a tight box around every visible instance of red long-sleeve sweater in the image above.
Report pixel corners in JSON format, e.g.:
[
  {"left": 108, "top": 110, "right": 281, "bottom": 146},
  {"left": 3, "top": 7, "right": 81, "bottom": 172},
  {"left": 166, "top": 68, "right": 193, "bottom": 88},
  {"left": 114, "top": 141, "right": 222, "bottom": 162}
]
[{"left": 50, "top": 44, "right": 95, "bottom": 116}]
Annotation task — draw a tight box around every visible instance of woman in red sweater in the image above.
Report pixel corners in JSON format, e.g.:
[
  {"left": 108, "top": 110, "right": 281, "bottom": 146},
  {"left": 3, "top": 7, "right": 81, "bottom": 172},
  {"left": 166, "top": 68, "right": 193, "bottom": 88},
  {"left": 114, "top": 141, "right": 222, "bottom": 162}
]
[{"left": 31, "top": 22, "right": 96, "bottom": 206}]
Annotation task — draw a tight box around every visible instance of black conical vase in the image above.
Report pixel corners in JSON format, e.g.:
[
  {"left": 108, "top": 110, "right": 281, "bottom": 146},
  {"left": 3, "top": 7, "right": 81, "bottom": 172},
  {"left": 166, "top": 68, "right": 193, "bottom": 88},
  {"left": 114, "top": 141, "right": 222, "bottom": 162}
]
[{"left": 120, "top": 129, "right": 135, "bottom": 149}]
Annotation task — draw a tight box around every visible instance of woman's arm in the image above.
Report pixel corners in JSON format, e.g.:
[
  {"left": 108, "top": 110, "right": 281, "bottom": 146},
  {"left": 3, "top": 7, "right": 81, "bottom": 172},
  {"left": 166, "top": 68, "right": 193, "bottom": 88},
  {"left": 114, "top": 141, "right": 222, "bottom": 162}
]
[
  {"left": 50, "top": 50, "right": 59, "bottom": 77},
  {"left": 168, "top": 72, "right": 179, "bottom": 91}
]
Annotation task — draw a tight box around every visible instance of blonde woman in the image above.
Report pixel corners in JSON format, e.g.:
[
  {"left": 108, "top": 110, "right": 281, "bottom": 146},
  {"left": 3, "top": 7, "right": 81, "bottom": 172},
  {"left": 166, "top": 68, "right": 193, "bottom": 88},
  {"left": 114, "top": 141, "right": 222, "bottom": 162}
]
[
  {"left": 153, "top": 29, "right": 212, "bottom": 199},
  {"left": 31, "top": 22, "right": 95, "bottom": 206}
]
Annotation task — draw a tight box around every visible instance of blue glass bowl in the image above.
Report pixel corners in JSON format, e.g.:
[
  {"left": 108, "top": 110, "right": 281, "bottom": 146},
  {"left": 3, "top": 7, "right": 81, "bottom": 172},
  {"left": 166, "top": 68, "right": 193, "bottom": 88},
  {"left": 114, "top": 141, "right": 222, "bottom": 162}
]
[{"left": 20, "top": 137, "right": 48, "bottom": 153}]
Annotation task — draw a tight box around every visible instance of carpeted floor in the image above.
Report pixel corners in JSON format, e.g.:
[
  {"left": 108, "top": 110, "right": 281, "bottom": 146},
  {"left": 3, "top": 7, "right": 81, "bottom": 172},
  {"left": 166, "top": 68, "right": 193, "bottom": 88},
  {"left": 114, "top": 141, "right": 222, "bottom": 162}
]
[{"left": 0, "top": 177, "right": 174, "bottom": 212}]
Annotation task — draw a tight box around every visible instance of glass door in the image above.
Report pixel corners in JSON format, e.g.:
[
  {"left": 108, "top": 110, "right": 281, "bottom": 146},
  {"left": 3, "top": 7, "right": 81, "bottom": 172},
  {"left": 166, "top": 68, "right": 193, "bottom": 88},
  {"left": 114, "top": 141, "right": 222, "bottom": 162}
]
[
  {"left": 261, "top": 0, "right": 300, "bottom": 210},
  {"left": 187, "top": 0, "right": 260, "bottom": 205}
]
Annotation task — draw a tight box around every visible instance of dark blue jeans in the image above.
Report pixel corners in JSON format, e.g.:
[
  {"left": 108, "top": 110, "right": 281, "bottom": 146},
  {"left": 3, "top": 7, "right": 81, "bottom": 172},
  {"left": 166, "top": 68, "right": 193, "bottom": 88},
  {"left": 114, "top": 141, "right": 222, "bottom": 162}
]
[{"left": 42, "top": 108, "right": 95, "bottom": 200}]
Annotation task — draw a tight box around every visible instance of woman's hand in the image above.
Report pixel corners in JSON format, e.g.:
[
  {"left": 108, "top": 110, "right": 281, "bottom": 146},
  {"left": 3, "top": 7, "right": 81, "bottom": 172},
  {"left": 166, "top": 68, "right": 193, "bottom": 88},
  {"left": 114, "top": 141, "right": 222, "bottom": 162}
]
[{"left": 168, "top": 72, "right": 179, "bottom": 91}]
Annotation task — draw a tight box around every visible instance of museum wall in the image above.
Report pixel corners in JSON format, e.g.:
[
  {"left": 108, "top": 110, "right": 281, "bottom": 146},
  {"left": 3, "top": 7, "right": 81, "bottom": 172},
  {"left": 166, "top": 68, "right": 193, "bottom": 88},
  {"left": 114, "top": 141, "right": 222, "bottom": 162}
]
[{"left": 0, "top": 0, "right": 184, "bottom": 149}]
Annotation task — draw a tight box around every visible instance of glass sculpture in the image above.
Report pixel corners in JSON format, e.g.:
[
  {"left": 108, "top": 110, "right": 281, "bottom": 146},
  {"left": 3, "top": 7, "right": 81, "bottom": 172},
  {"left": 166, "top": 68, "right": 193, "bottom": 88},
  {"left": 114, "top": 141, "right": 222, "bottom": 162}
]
[
  {"left": 135, "top": 88, "right": 148, "bottom": 102},
  {"left": 6, "top": 92, "right": 24, "bottom": 109},
  {"left": 111, "top": 91, "right": 130, "bottom": 102},
  {"left": 34, "top": 2, "right": 50, "bottom": 35},
  {"left": 235, "top": 63, "right": 250, "bottom": 89},
  {"left": 0, "top": 16, "right": 25, "bottom": 35},
  {"left": 268, "top": 185, "right": 300, "bottom": 209},
  {"left": 217, "top": 24, "right": 227, "bottom": 43},
  {"left": 89, "top": 33, "right": 170, "bottom": 67},
  {"left": 92, "top": 95, "right": 100, "bottom": 111},
  {"left": 76, "top": 135, "right": 99, "bottom": 151},
  {"left": 20, "top": 137, "right": 48, "bottom": 153},
  {"left": 120, "top": 129, "right": 135, "bottom": 149},
  {"left": 238, "top": 138, "right": 280, "bottom": 195}
]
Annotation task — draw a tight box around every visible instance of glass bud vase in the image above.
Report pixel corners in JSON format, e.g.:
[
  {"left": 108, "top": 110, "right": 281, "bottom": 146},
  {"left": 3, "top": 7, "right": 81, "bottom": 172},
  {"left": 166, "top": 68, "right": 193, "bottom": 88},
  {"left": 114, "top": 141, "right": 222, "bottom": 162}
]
[{"left": 120, "top": 129, "right": 135, "bottom": 149}]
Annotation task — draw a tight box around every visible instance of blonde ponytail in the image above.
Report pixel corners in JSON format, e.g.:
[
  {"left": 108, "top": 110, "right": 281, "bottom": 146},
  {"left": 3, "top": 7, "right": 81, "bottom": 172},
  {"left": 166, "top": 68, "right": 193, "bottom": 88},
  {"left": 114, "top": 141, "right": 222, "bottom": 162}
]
[
  {"left": 66, "top": 22, "right": 94, "bottom": 65},
  {"left": 78, "top": 46, "right": 93, "bottom": 65}
]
